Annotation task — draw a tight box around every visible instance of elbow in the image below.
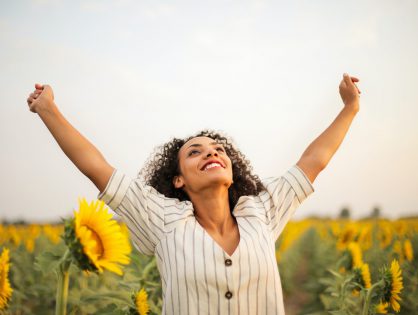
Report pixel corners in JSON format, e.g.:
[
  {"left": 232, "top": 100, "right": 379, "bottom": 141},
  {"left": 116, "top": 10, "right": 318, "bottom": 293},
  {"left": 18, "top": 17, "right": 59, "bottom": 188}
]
[{"left": 296, "top": 156, "right": 326, "bottom": 184}]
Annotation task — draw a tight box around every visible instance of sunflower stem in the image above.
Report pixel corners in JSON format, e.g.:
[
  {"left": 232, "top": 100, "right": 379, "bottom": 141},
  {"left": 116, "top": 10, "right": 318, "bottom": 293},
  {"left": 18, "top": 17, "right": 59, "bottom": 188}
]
[
  {"left": 361, "top": 279, "right": 384, "bottom": 315},
  {"left": 56, "top": 249, "right": 72, "bottom": 315}
]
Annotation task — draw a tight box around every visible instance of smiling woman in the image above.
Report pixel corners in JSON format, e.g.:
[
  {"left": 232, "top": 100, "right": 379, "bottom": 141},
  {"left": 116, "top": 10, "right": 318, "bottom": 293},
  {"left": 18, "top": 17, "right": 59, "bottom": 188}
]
[
  {"left": 97, "top": 132, "right": 315, "bottom": 314},
  {"left": 26, "top": 73, "right": 360, "bottom": 314},
  {"left": 138, "top": 130, "right": 265, "bottom": 211}
]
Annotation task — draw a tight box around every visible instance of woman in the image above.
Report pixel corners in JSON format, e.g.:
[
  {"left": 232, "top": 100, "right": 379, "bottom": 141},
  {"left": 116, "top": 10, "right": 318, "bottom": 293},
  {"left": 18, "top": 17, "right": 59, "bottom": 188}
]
[{"left": 26, "top": 73, "right": 360, "bottom": 314}]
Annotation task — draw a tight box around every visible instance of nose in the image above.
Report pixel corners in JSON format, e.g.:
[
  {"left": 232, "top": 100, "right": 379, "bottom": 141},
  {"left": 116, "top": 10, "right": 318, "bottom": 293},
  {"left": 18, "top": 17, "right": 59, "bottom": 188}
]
[{"left": 206, "top": 147, "right": 219, "bottom": 158}]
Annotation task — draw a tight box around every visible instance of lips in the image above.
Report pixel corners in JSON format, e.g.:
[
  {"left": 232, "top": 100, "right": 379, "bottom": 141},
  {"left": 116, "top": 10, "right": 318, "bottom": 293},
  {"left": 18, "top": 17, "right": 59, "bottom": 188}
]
[{"left": 200, "top": 160, "right": 225, "bottom": 171}]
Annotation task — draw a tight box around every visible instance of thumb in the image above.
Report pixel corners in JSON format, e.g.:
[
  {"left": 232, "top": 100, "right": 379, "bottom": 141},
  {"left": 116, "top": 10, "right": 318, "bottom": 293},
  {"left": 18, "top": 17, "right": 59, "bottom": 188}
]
[{"left": 343, "top": 73, "right": 353, "bottom": 86}]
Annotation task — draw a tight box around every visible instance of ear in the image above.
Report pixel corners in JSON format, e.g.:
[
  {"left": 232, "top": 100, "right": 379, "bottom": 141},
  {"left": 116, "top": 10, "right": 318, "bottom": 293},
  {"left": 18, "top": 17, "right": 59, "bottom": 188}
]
[{"left": 172, "top": 175, "right": 184, "bottom": 189}]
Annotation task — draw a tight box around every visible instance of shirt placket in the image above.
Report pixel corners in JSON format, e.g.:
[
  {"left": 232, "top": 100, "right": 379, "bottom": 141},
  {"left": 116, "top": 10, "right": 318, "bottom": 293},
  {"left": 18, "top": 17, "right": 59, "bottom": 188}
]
[{"left": 222, "top": 250, "right": 237, "bottom": 314}]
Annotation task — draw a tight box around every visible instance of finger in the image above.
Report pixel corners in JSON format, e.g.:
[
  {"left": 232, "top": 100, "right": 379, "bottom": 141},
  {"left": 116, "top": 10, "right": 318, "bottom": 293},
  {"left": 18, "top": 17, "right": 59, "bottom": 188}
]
[
  {"left": 27, "top": 96, "right": 35, "bottom": 104},
  {"left": 351, "top": 77, "right": 359, "bottom": 82},
  {"left": 353, "top": 83, "right": 361, "bottom": 94},
  {"left": 343, "top": 73, "right": 353, "bottom": 85},
  {"left": 35, "top": 83, "right": 44, "bottom": 89}
]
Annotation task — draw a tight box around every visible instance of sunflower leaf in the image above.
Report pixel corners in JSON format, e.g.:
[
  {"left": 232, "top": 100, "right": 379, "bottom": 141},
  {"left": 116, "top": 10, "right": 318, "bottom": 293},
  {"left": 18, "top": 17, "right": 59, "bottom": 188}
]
[
  {"left": 80, "top": 291, "right": 131, "bottom": 304},
  {"left": 91, "top": 303, "right": 126, "bottom": 315},
  {"left": 34, "top": 251, "right": 63, "bottom": 275}
]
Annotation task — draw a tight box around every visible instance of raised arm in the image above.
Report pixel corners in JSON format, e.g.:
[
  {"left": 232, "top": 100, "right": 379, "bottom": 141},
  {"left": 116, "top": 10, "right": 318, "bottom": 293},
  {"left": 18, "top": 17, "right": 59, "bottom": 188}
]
[
  {"left": 296, "top": 73, "right": 361, "bottom": 184},
  {"left": 26, "top": 83, "right": 114, "bottom": 193}
]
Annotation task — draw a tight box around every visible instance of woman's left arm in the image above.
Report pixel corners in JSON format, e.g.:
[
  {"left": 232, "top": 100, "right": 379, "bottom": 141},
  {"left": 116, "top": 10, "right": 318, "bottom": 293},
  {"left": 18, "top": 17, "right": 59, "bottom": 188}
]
[{"left": 296, "top": 73, "right": 361, "bottom": 184}]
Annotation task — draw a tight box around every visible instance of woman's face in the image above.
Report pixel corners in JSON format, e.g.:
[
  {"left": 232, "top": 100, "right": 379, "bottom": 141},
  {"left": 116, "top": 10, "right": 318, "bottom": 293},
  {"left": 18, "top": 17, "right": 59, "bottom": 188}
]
[{"left": 173, "top": 136, "right": 233, "bottom": 194}]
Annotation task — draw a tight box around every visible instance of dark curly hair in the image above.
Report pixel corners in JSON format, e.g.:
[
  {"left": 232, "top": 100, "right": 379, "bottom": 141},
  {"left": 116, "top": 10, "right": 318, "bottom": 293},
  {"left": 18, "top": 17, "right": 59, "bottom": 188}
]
[{"left": 137, "top": 130, "right": 266, "bottom": 211}]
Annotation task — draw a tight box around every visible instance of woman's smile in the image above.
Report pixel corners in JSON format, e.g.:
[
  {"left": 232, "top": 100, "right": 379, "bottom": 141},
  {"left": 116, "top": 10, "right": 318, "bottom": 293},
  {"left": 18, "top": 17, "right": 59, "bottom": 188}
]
[{"left": 200, "top": 159, "right": 226, "bottom": 171}]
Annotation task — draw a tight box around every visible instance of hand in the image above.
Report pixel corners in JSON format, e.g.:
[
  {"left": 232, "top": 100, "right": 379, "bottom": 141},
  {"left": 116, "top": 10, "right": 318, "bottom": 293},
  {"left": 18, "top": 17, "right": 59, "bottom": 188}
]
[
  {"left": 26, "top": 83, "right": 55, "bottom": 114},
  {"left": 339, "top": 73, "right": 361, "bottom": 112}
]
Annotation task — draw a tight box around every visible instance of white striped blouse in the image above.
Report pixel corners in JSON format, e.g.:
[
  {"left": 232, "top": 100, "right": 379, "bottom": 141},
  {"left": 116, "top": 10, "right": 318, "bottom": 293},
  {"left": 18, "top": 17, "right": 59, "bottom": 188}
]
[{"left": 97, "top": 164, "right": 315, "bottom": 315}]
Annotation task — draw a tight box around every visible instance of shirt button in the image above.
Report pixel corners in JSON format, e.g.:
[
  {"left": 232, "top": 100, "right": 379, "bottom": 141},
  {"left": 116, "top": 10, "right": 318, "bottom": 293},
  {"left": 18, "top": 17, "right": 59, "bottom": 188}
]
[
  {"left": 225, "top": 291, "right": 233, "bottom": 299},
  {"left": 225, "top": 259, "right": 232, "bottom": 266}
]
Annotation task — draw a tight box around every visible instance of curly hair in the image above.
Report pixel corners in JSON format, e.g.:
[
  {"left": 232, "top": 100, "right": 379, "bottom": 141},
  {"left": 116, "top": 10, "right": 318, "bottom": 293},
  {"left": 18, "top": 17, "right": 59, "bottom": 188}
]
[{"left": 137, "top": 130, "right": 266, "bottom": 211}]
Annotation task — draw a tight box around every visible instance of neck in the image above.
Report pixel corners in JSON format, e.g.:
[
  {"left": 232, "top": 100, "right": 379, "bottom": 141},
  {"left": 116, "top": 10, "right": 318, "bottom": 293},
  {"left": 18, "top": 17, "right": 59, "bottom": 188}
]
[{"left": 188, "top": 186, "right": 234, "bottom": 236}]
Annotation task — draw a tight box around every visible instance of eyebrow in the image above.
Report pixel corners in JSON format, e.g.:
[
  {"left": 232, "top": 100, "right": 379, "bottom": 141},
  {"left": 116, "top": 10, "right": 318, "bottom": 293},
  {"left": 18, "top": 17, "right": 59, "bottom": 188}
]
[{"left": 186, "top": 142, "right": 220, "bottom": 150}]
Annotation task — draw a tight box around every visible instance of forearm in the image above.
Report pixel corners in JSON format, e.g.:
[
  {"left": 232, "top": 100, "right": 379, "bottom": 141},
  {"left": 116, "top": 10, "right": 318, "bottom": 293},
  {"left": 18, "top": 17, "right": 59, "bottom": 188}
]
[
  {"left": 300, "top": 107, "right": 358, "bottom": 168},
  {"left": 37, "top": 103, "right": 108, "bottom": 179}
]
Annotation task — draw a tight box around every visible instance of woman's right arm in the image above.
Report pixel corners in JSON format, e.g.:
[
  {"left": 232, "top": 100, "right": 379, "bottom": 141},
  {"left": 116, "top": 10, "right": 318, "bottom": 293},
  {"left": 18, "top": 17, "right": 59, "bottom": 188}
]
[{"left": 26, "top": 83, "right": 114, "bottom": 194}]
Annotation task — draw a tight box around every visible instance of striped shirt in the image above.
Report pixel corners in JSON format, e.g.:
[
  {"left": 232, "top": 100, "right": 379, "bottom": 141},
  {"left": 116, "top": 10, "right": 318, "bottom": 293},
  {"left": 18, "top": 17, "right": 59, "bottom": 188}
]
[{"left": 97, "top": 164, "right": 315, "bottom": 314}]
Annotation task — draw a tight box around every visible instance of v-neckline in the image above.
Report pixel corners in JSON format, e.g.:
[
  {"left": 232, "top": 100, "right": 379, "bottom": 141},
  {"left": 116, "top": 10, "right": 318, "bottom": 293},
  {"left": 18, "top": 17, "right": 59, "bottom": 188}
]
[{"left": 194, "top": 216, "right": 241, "bottom": 258}]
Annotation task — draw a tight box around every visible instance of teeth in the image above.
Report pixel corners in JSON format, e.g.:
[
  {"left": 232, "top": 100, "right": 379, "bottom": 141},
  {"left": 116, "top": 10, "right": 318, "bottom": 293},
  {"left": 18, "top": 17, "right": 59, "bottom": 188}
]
[{"left": 204, "top": 163, "right": 222, "bottom": 170}]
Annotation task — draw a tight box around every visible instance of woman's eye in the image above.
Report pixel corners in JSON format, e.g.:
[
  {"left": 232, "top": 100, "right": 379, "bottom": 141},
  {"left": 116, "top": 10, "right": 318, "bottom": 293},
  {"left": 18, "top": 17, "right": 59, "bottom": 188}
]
[
  {"left": 189, "top": 150, "right": 199, "bottom": 156},
  {"left": 216, "top": 147, "right": 224, "bottom": 152}
]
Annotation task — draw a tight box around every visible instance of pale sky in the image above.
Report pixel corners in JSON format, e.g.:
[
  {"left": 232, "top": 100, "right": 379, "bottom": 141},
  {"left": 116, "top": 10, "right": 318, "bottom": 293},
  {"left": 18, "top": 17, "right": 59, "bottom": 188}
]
[{"left": 1, "top": 0, "right": 418, "bottom": 222}]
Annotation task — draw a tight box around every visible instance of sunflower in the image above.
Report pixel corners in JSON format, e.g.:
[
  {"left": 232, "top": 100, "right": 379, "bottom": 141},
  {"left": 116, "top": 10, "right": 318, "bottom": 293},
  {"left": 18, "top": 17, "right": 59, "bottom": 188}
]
[
  {"left": 378, "top": 223, "right": 393, "bottom": 249},
  {"left": 0, "top": 248, "right": 13, "bottom": 310},
  {"left": 63, "top": 198, "right": 131, "bottom": 275},
  {"left": 352, "top": 263, "right": 371, "bottom": 296},
  {"left": 403, "top": 239, "right": 413, "bottom": 262},
  {"left": 358, "top": 225, "right": 372, "bottom": 251},
  {"left": 392, "top": 240, "right": 403, "bottom": 263},
  {"left": 380, "top": 259, "right": 403, "bottom": 313},
  {"left": 375, "top": 301, "right": 389, "bottom": 314},
  {"left": 135, "top": 288, "right": 150, "bottom": 315},
  {"left": 347, "top": 241, "right": 363, "bottom": 269},
  {"left": 336, "top": 224, "right": 357, "bottom": 250}
]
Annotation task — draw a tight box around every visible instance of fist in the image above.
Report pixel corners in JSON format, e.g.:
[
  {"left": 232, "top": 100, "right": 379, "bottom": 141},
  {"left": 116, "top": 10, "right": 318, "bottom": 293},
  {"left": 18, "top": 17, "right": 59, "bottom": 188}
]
[
  {"left": 26, "top": 83, "right": 55, "bottom": 114},
  {"left": 339, "top": 73, "right": 361, "bottom": 112}
]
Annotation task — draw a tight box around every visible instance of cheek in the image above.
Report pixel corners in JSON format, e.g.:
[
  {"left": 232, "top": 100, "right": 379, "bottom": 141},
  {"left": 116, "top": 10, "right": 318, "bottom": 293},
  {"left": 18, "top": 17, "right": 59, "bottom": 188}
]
[{"left": 180, "top": 158, "right": 199, "bottom": 177}]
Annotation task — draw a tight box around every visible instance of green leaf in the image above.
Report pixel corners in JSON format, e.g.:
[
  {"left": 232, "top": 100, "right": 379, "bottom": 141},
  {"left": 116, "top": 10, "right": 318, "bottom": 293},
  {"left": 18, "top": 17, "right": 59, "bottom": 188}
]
[
  {"left": 34, "top": 251, "right": 63, "bottom": 275},
  {"left": 92, "top": 303, "right": 126, "bottom": 315},
  {"left": 80, "top": 291, "right": 131, "bottom": 305},
  {"left": 327, "top": 269, "right": 344, "bottom": 279},
  {"left": 328, "top": 310, "right": 349, "bottom": 315}
]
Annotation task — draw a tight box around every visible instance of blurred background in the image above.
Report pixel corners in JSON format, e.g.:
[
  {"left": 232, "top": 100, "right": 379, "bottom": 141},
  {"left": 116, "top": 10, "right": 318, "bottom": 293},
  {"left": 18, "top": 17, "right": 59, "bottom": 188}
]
[{"left": 1, "top": 0, "right": 418, "bottom": 222}]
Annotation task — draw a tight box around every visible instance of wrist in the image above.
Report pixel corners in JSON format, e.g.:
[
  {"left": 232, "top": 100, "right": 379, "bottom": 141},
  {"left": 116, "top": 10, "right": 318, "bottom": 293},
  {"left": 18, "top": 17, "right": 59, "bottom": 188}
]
[
  {"left": 37, "top": 101, "right": 59, "bottom": 116},
  {"left": 343, "top": 101, "right": 359, "bottom": 114}
]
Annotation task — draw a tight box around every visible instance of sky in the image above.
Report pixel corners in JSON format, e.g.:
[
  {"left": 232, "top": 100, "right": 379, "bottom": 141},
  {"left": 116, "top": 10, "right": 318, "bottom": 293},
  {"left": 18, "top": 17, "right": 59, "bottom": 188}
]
[{"left": 1, "top": 0, "right": 418, "bottom": 222}]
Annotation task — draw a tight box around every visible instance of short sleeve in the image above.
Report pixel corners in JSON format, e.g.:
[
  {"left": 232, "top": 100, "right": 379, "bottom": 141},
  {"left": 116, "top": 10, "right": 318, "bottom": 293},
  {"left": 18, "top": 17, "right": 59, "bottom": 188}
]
[
  {"left": 261, "top": 164, "right": 315, "bottom": 242},
  {"left": 97, "top": 168, "right": 165, "bottom": 256}
]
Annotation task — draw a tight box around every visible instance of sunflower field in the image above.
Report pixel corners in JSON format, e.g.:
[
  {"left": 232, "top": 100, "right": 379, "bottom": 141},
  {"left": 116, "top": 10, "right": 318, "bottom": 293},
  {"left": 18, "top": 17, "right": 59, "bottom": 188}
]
[{"left": 1, "top": 199, "right": 417, "bottom": 315}]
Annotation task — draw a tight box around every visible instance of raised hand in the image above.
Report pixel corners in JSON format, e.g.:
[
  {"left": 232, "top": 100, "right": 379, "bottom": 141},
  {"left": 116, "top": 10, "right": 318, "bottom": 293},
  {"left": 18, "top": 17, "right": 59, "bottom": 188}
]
[
  {"left": 339, "top": 73, "right": 361, "bottom": 113},
  {"left": 26, "top": 83, "right": 55, "bottom": 114}
]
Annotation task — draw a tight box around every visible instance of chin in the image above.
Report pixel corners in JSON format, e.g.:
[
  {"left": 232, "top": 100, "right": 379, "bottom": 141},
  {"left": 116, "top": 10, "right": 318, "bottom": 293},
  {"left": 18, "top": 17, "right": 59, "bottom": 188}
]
[{"left": 201, "top": 175, "right": 232, "bottom": 187}]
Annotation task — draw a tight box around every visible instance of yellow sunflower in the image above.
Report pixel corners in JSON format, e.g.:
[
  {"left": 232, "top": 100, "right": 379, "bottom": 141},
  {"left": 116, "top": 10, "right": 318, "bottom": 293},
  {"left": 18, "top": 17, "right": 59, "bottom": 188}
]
[
  {"left": 0, "top": 248, "right": 13, "bottom": 310},
  {"left": 403, "top": 239, "right": 413, "bottom": 262},
  {"left": 135, "top": 288, "right": 150, "bottom": 315},
  {"left": 347, "top": 241, "right": 363, "bottom": 269},
  {"left": 375, "top": 301, "right": 389, "bottom": 314},
  {"left": 352, "top": 263, "right": 371, "bottom": 295},
  {"left": 336, "top": 224, "right": 357, "bottom": 250},
  {"left": 392, "top": 240, "right": 403, "bottom": 263},
  {"left": 381, "top": 259, "right": 403, "bottom": 313},
  {"left": 64, "top": 198, "right": 131, "bottom": 275}
]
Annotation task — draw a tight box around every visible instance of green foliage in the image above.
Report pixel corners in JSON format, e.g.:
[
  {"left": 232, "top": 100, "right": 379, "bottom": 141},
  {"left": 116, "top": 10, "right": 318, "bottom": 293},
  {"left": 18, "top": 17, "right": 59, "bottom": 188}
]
[{"left": 3, "top": 219, "right": 418, "bottom": 315}]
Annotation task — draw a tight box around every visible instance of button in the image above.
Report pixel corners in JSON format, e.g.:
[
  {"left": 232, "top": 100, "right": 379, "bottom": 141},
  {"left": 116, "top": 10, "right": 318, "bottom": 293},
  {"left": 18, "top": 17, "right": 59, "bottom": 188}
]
[
  {"left": 225, "top": 259, "right": 232, "bottom": 266},
  {"left": 225, "top": 291, "right": 233, "bottom": 299}
]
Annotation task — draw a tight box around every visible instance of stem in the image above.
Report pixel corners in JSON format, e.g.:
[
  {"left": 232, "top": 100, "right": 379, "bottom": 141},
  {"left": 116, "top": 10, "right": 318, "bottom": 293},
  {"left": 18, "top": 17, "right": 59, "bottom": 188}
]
[
  {"left": 362, "top": 279, "right": 385, "bottom": 315},
  {"left": 56, "top": 250, "right": 72, "bottom": 315}
]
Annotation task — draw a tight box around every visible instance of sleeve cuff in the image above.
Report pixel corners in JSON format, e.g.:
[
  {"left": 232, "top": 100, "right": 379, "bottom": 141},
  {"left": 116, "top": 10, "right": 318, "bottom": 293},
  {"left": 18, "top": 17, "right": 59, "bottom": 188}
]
[
  {"left": 97, "top": 168, "right": 131, "bottom": 211},
  {"left": 282, "top": 165, "right": 315, "bottom": 203}
]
